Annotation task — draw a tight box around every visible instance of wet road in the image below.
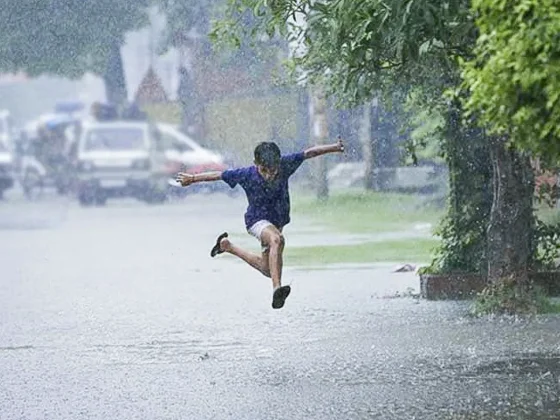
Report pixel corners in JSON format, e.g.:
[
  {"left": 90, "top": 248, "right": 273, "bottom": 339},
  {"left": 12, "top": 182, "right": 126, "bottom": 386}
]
[{"left": 1, "top": 193, "right": 559, "bottom": 419}]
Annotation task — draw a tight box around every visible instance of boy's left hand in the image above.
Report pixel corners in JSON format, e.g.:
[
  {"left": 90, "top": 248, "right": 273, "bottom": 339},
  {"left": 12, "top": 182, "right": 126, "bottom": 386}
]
[{"left": 335, "top": 136, "right": 345, "bottom": 153}]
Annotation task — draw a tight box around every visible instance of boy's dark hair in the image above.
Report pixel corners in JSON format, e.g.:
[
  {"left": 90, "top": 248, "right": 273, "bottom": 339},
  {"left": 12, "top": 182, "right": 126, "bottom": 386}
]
[{"left": 254, "top": 142, "right": 281, "bottom": 167}]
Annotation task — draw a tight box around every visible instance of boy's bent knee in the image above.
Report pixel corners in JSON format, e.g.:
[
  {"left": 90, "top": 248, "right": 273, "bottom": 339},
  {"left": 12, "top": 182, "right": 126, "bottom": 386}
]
[
  {"left": 261, "top": 226, "right": 285, "bottom": 250},
  {"left": 270, "top": 234, "right": 285, "bottom": 249}
]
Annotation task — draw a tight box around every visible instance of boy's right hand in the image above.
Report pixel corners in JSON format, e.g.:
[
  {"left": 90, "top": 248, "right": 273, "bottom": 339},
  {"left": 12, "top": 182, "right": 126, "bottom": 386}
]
[{"left": 176, "top": 172, "right": 195, "bottom": 187}]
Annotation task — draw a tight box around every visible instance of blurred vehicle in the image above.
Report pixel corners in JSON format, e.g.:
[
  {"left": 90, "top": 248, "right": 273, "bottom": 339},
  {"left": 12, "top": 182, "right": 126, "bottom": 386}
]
[
  {"left": 54, "top": 100, "right": 86, "bottom": 116},
  {"left": 75, "top": 120, "right": 170, "bottom": 206},
  {"left": 157, "top": 123, "right": 224, "bottom": 167},
  {"left": 0, "top": 138, "right": 15, "bottom": 200},
  {"left": 17, "top": 114, "right": 81, "bottom": 199},
  {"left": 156, "top": 123, "right": 238, "bottom": 197},
  {"left": 0, "top": 110, "right": 16, "bottom": 199},
  {"left": 0, "top": 109, "right": 16, "bottom": 143}
]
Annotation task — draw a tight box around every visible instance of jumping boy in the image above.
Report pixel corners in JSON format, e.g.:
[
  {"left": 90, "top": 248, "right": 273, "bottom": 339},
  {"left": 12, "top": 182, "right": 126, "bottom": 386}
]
[{"left": 175, "top": 138, "right": 345, "bottom": 309}]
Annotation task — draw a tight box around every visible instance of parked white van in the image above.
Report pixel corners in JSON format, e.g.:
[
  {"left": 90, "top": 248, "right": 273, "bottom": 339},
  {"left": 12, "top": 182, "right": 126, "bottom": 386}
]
[{"left": 76, "top": 120, "right": 170, "bottom": 205}]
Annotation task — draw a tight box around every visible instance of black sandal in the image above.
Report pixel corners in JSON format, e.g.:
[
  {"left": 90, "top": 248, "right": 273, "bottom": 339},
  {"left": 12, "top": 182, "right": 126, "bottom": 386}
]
[
  {"left": 210, "top": 232, "right": 228, "bottom": 257},
  {"left": 272, "top": 285, "right": 291, "bottom": 309}
]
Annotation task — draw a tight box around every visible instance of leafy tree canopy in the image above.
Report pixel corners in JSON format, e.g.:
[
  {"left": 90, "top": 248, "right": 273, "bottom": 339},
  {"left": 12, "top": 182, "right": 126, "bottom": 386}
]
[
  {"left": 461, "top": 0, "right": 560, "bottom": 162},
  {"left": 211, "top": 0, "right": 476, "bottom": 106}
]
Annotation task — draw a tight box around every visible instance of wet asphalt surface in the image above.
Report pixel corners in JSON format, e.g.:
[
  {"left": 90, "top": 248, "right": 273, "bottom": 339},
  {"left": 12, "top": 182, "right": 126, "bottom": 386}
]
[{"left": 1, "top": 191, "right": 559, "bottom": 420}]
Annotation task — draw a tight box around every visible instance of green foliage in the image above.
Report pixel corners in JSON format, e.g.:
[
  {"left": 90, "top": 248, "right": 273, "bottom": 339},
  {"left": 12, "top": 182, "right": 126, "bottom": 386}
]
[
  {"left": 429, "top": 212, "right": 488, "bottom": 274},
  {"left": 461, "top": 0, "right": 560, "bottom": 163},
  {"left": 472, "top": 277, "right": 556, "bottom": 316},
  {"left": 531, "top": 219, "right": 560, "bottom": 270},
  {"left": 0, "top": 0, "right": 149, "bottom": 78},
  {"left": 401, "top": 89, "right": 446, "bottom": 165},
  {"left": 427, "top": 203, "right": 560, "bottom": 277}
]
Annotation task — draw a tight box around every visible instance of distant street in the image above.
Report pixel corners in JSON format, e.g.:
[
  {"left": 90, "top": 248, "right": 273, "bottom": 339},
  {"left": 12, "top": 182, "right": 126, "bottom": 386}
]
[{"left": 1, "top": 191, "right": 559, "bottom": 419}]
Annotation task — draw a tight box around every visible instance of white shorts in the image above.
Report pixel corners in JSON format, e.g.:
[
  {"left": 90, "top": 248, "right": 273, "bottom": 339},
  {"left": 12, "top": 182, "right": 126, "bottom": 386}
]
[{"left": 247, "top": 220, "right": 283, "bottom": 252}]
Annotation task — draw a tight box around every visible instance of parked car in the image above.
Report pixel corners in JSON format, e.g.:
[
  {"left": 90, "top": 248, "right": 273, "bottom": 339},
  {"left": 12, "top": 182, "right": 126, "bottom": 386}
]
[
  {"left": 157, "top": 123, "right": 224, "bottom": 167},
  {"left": 75, "top": 120, "right": 170, "bottom": 206},
  {"left": 155, "top": 124, "right": 238, "bottom": 197}
]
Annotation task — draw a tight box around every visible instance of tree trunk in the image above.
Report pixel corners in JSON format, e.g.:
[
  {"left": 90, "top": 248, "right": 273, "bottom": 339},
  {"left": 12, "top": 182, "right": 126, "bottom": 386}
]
[
  {"left": 487, "top": 137, "right": 535, "bottom": 284},
  {"left": 103, "top": 41, "right": 128, "bottom": 107},
  {"left": 296, "top": 88, "right": 310, "bottom": 152},
  {"left": 363, "top": 98, "right": 378, "bottom": 190},
  {"left": 374, "top": 106, "right": 398, "bottom": 192},
  {"left": 309, "top": 87, "right": 329, "bottom": 200}
]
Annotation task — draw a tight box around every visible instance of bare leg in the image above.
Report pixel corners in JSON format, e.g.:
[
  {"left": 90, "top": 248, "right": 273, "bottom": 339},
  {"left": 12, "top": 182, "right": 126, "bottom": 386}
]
[
  {"left": 220, "top": 237, "right": 271, "bottom": 277},
  {"left": 215, "top": 228, "right": 289, "bottom": 308},
  {"left": 260, "top": 227, "right": 285, "bottom": 290}
]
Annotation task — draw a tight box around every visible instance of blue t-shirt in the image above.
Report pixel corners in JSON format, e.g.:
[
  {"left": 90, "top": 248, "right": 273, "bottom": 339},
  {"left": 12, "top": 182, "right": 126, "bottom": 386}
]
[{"left": 221, "top": 152, "right": 306, "bottom": 229}]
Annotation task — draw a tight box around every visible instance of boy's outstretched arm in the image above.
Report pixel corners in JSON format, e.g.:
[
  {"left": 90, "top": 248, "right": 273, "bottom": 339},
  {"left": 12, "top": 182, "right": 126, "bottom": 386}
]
[
  {"left": 303, "top": 136, "right": 345, "bottom": 159},
  {"left": 175, "top": 171, "right": 223, "bottom": 187}
]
